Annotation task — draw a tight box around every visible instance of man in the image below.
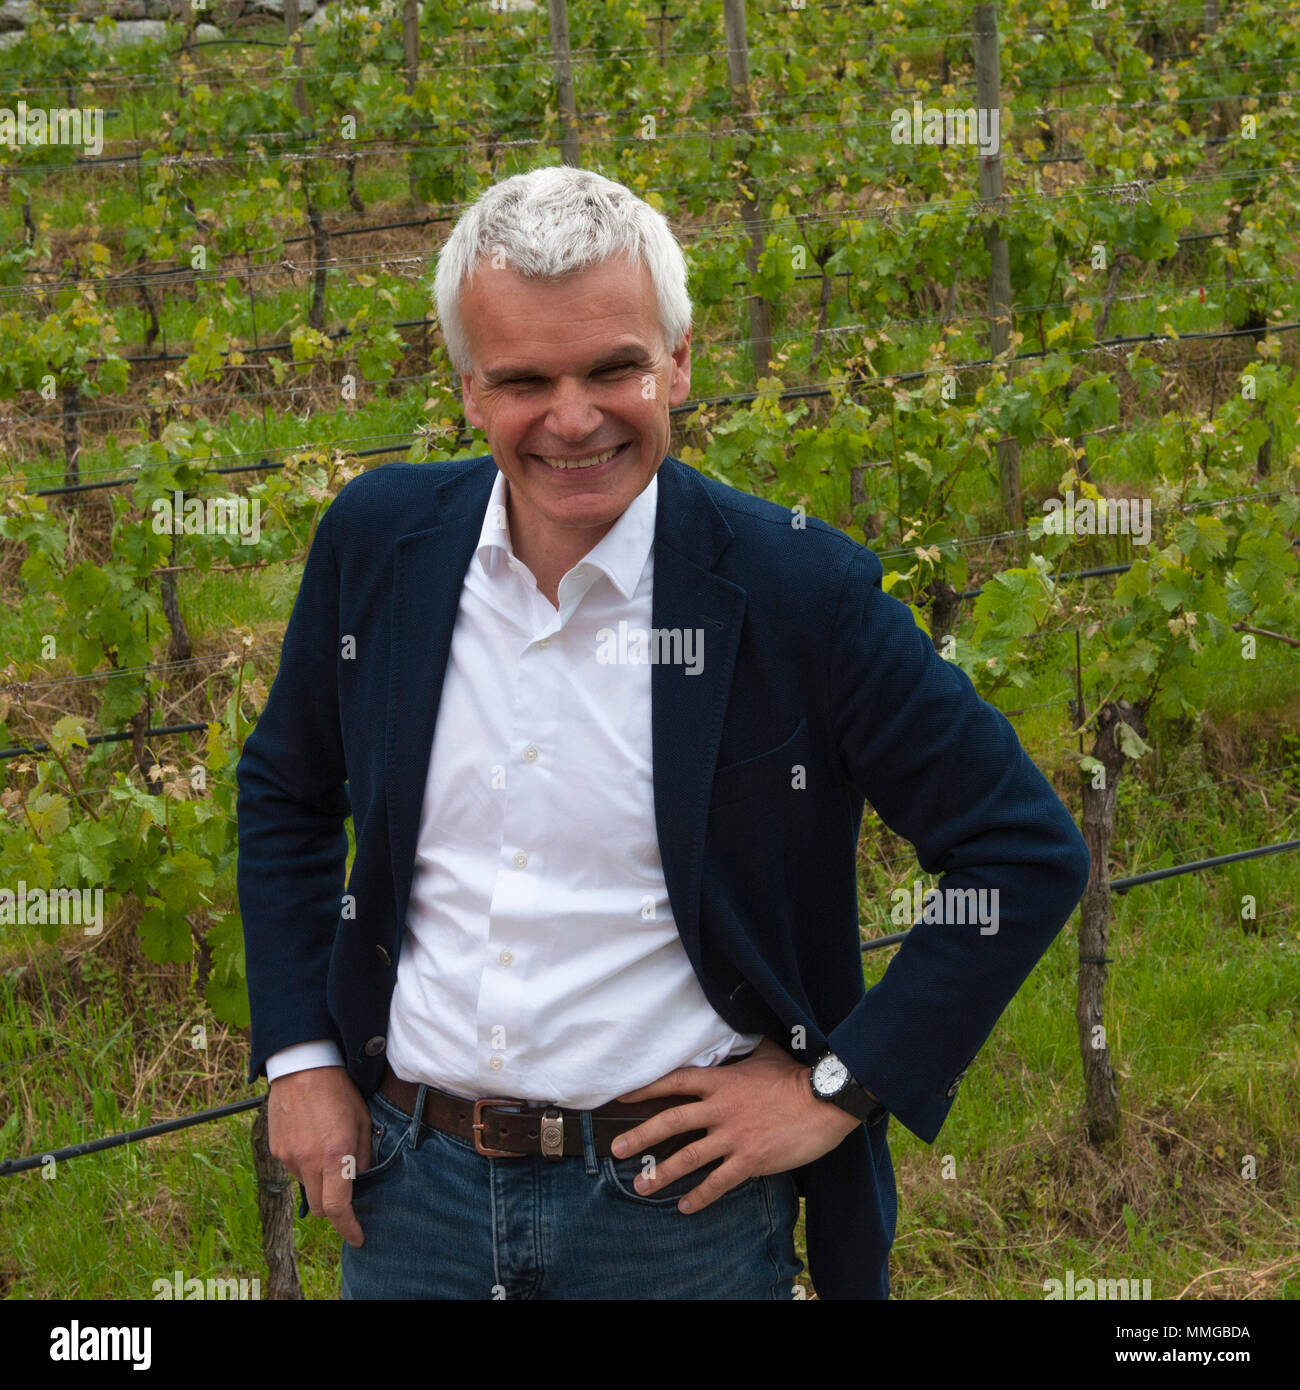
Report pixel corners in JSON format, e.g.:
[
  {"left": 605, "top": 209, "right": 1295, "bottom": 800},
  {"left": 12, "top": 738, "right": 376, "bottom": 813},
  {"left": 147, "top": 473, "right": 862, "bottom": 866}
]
[{"left": 236, "top": 165, "right": 1090, "bottom": 1300}]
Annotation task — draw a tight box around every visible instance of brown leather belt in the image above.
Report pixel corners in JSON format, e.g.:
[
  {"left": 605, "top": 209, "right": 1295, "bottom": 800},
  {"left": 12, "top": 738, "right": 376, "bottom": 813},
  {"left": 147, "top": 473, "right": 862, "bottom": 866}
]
[{"left": 379, "top": 1056, "right": 749, "bottom": 1161}]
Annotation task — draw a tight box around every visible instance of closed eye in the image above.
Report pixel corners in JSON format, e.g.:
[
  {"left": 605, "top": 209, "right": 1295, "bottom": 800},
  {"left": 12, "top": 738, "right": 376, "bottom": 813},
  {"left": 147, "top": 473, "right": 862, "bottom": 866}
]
[{"left": 501, "top": 364, "right": 635, "bottom": 386}]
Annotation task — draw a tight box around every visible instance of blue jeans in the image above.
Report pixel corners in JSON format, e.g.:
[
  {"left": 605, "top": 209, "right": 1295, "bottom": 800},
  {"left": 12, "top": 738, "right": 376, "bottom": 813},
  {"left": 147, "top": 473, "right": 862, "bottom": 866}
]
[{"left": 340, "top": 1085, "right": 803, "bottom": 1299}]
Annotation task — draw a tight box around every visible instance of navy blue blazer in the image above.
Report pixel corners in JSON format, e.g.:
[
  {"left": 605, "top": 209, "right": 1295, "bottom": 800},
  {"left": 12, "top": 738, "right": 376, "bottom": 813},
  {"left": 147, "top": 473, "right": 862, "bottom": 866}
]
[{"left": 236, "top": 453, "right": 1090, "bottom": 1299}]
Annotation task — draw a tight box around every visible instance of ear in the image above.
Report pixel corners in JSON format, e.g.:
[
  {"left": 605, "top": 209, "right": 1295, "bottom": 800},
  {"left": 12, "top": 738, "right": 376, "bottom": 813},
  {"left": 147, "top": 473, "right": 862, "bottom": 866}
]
[
  {"left": 461, "top": 372, "right": 483, "bottom": 429},
  {"left": 669, "top": 328, "right": 691, "bottom": 406}
]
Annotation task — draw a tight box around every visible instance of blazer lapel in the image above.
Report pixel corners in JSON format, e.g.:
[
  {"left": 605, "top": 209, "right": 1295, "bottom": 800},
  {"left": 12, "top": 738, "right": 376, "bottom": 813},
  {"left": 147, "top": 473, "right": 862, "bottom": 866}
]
[
  {"left": 386, "top": 459, "right": 497, "bottom": 932},
  {"left": 650, "top": 457, "right": 746, "bottom": 970}
]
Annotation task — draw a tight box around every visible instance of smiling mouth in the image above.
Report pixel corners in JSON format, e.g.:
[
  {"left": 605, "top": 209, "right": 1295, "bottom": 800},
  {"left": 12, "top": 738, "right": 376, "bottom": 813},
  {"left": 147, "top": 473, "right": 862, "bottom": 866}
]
[{"left": 535, "top": 442, "right": 629, "bottom": 470}]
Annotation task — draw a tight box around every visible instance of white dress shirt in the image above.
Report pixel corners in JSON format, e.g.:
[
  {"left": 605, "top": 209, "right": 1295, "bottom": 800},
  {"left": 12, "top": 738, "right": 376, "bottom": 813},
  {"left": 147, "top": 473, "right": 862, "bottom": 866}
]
[{"left": 267, "top": 466, "right": 761, "bottom": 1105}]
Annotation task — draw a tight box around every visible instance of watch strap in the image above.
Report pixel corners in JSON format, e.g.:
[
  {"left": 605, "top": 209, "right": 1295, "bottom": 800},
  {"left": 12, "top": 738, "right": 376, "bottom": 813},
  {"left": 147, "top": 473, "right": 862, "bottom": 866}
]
[{"left": 829, "top": 1081, "right": 887, "bottom": 1126}]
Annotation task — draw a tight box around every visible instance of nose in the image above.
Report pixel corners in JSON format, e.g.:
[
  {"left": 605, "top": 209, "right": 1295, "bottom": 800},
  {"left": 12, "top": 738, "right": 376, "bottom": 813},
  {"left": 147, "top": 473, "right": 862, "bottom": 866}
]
[{"left": 543, "top": 375, "right": 603, "bottom": 442}]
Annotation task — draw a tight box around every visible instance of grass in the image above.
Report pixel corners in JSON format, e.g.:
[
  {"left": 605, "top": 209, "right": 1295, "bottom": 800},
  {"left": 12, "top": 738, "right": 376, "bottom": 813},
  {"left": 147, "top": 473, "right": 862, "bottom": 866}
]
[{"left": 2, "top": 811, "right": 1295, "bottom": 1299}]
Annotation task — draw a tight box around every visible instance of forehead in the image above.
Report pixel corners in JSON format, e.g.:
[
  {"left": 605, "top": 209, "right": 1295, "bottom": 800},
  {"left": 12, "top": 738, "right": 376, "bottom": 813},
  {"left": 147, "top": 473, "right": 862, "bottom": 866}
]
[
  {"left": 462, "top": 254, "right": 658, "bottom": 359},
  {"left": 467, "top": 249, "right": 650, "bottom": 303}
]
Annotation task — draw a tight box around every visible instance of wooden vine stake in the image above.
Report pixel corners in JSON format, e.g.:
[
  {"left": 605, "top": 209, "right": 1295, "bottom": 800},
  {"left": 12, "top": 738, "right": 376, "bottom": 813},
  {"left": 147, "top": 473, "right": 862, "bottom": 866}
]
[
  {"left": 285, "top": 0, "right": 308, "bottom": 119},
  {"left": 1076, "top": 699, "right": 1150, "bottom": 1147},
  {"left": 547, "top": 0, "right": 581, "bottom": 167},
  {"left": 61, "top": 382, "right": 80, "bottom": 489},
  {"left": 404, "top": 0, "right": 423, "bottom": 205},
  {"left": 723, "top": 0, "right": 772, "bottom": 384},
  {"left": 307, "top": 201, "right": 329, "bottom": 331},
  {"left": 973, "top": 3, "right": 1022, "bottom": 529},
  {"left": 284, "top": 0, "right": 327, "bottom": 334},
  {"left": 252, "top": 1098, "right": 303, "bottom": 1299}
]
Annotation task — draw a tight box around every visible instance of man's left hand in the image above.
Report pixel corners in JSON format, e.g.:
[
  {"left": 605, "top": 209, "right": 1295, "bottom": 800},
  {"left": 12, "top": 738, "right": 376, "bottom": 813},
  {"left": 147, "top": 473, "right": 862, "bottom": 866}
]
[{"left": 609, "top": 1037, "right": 861, "bottom": 1212}]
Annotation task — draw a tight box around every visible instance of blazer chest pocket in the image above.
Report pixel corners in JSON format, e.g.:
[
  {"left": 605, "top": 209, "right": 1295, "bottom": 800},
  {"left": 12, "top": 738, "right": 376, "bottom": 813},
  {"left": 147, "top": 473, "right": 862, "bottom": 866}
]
[{"left": 708, "top": 718, "right": 810, "bottom": 811}]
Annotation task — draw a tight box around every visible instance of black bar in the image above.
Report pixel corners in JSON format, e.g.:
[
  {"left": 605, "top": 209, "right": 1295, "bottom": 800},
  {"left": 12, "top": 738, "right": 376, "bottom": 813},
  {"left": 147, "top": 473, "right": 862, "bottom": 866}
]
[
  {"left": 0, "top": 1096, "right": 264, "bottom": 1176},
  {"left": 1111, "top": 839, "right": 1300, "bottom": 894}
]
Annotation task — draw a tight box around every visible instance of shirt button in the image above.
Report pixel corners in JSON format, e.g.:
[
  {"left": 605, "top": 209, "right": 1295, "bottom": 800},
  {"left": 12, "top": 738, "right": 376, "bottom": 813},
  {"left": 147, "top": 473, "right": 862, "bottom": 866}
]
[
  {"left": 488, "top": 1056, "right": 504, "bottom": 1071},
  {"left": 523, "top": 745, "right": 538, "bottom": 762},
  {"left": 513, "top": 851, "right": 528, "bottom": 869},
  {"left": 536, "top": 637, "right": 550, "bottom": 648},
  {"left": 499, "top": 951, "right": 514, "bottom": 966}
]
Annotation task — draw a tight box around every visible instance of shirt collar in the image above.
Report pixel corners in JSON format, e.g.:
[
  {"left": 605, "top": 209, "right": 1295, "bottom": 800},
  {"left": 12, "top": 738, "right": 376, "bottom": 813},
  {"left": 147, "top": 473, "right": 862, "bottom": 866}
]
[{"left": 475, "top": 464, "right": 658, "bottom": 600}]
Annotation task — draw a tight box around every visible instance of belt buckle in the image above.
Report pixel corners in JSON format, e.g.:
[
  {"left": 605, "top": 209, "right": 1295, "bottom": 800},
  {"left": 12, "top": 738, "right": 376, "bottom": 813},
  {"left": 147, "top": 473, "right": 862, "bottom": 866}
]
[
  {"left": 472, "top": 1098, "right": 528, "bottom": 1158},
  {"left": 539, "top": 1105, "right": 564, "bottom": 1159}
]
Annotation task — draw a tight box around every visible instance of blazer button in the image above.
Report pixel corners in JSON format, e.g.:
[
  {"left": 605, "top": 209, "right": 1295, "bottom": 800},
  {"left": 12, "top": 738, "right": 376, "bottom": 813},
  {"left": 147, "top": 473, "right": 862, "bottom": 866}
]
[
  {"left": 363, "top": 1036, "right": 386, "bottom": 1057},
  {"left": 946, "top": 1077, "right": 962, "bottom": 1098},
  {"left": 375, "top": 944, "right": 392, "bottom": 966}
]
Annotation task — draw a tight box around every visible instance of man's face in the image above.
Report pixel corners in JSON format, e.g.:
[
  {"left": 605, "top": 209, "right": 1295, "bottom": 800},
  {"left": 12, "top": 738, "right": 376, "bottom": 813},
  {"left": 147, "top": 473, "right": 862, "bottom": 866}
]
[{"left": 458, "top": 252, "right": 691, "bottom": 554}]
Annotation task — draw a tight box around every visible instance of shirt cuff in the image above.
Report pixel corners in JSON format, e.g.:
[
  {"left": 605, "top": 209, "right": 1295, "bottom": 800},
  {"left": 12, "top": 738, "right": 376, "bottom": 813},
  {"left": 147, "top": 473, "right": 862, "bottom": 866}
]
[{"left": 265, "top": 1040, "right": 346, "bottom": 1081}]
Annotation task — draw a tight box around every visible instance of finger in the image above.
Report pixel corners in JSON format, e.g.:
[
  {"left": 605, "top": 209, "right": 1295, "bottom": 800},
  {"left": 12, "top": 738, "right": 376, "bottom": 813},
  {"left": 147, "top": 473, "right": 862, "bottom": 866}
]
[
  {"left": 336, "top": 1113, "right": 374, "bottom": 1246},
  {"left": 631, "top": 1136, "right": 725, "bottom": 1196},
  {"left": 322, "top": 1162, "right": 365, "bottom": 1248},
  {"left": 675, "top": 1159, "right": 754, "bottom": 1215},
  {"left": 302, "top": 1169, "right": 324, "bottom": 1219},
  {"left": 615, "top": 1066, "right": 710, "bottom": 1104},
  {"left": 610, "top": 1100, "right": 708, "bottom": 1159}
]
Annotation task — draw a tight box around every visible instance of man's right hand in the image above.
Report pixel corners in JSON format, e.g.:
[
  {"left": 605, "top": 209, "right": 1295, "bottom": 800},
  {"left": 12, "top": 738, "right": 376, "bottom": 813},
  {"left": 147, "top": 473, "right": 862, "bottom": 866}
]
[{"left": 268, "top": 1066, "right": 374, "bottom": 1248}]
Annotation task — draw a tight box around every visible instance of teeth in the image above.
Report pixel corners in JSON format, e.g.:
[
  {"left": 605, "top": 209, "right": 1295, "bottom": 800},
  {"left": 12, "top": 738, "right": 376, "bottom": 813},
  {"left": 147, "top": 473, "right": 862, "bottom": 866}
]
[{"left": 540, "top": 445, "right": 621, "bottom": 469}]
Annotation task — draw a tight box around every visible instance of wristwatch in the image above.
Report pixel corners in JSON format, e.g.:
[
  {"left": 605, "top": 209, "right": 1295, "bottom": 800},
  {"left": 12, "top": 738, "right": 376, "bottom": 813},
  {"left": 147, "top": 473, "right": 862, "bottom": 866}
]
[{"left": 809, "top": 1052, "right": 887, "bottom": 1125}]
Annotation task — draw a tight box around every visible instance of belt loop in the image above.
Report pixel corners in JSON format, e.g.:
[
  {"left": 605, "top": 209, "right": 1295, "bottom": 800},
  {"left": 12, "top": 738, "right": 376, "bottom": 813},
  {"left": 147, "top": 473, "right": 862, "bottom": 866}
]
[
  {"left": 580, "top": 1108, "right": 598, "bottom": 1175},
  {"left": 410, "top": 1083, "right": 428, "bottom": 1147}
]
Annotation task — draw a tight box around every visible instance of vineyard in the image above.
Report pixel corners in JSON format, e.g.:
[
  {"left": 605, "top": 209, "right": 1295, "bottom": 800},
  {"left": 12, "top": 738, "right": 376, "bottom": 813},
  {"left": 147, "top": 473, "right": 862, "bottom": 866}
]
[{"left": 0, "top": 0, "right": 1297, "bottom": 1302}]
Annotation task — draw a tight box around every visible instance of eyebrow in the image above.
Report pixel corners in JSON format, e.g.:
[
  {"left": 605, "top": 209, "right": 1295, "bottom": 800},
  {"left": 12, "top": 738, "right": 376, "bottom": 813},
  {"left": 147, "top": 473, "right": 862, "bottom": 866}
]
[{"left": 481, "top": 344, "right": 654, "bottom": 386}]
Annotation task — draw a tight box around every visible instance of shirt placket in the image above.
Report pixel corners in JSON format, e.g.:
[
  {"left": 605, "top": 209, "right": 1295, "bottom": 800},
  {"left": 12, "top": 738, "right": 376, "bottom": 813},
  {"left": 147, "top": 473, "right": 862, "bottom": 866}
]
[{"left": 475, "top": 562, "right": 571, "bottom": 1100}]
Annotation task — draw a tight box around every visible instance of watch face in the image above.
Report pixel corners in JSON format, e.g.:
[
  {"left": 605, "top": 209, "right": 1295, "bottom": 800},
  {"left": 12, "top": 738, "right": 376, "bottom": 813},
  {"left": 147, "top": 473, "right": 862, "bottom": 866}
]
[{"left": 813, "top": 1055, "right": 849, "bottom": 1096}]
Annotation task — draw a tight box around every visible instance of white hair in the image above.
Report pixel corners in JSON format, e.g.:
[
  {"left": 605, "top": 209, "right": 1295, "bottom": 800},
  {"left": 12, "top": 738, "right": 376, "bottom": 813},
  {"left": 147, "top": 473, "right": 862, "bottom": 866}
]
[{"left": 433, "top": 164, "right": 692, "bottom": 376}]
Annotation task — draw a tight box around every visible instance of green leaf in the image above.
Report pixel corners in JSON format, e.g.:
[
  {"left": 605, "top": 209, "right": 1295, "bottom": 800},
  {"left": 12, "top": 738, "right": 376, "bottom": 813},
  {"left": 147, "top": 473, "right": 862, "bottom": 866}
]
[
  {"left": 1154, "top": 566, "right": 1196, "bottom": 612},
  {"left": 48, "top": 715, "right": 89, "bottom": 757},
  {"left": 53, "top": 818, "right": 119, "bottom": 883},
  {"left": 1062, "top": 376, "right": 1120, "bottom": 437},
  {"left": 204, "top": 912, "right": 250, "bottom": 1027},
  {"left": 1173, "top": 515, "right": 1229, "bottom": 569},
  {"left": 25, "top": 790, "right": 71, "bottom": 841},
  {"left": 154, "top": 847, "right": 215, "bottom": 911},
  {"left": 1116, "top": 722, "right": 1152, "bottom": 761},
  {"left": 881, "top": 568, "right": 912, "bottom": 595},
  {"left": 139, "top": 902, "right": 193, "bottom": 964}
]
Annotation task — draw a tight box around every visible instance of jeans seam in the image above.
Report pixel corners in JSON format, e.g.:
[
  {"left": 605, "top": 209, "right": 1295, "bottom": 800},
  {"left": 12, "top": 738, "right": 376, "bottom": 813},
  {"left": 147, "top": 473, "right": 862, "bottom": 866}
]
[
  {"left": 761, "top": 1173, "right": 799, "bottom": 1297},
  {"left": 490, "top": 1160, "right": 503, "bottom": 1298},
  {"left": 528, "top": 1159, "right": 544, "bottom": 1300}
]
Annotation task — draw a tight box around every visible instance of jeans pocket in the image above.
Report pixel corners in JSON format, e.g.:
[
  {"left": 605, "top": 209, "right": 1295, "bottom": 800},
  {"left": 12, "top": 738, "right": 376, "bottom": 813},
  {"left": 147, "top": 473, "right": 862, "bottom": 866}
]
[
  {"left": 351, "top": 1092, "right": 410, "bottom": 1197},
  {"left": 602, "top": 1152, "right": 758, "bottom": 1208}
]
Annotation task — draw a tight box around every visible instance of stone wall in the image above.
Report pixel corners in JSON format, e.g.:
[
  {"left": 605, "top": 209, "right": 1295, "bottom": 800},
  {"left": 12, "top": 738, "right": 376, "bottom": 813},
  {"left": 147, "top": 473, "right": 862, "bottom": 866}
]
[
  {"left": 0, "top": 0, "right": 536, "bottom": 50},
  {"left": 0, "top": 0, "right": 324, "bottom": 34}
]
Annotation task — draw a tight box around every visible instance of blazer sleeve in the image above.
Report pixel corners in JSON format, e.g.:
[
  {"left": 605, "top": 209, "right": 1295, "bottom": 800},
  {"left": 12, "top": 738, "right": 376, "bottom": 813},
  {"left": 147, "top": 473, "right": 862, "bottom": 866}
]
[
  {"left": 824, "top": 543, "right": 1090, "bottom": 1143},
  {"left": 236, "top": 501, "right": 351, "bottom": 1084}
]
